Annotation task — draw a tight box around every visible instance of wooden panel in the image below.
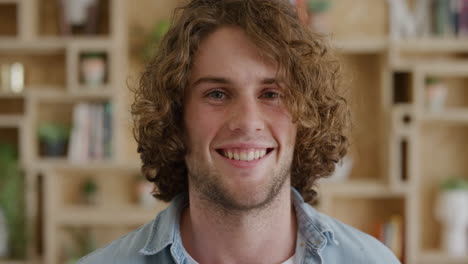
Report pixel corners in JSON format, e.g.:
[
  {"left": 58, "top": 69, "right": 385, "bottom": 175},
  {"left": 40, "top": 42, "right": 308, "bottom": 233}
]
[
  {"left": 329, "top": 197, "right": 405, "bottom": 236},
  {"left": 0, "top": 98, "right": 23, "bottom": 114},
  {"left": 0, "top": 3, "right": 17, "bottom": 36},
  {"left": 435, "top": 77, "right": 468, "bottom": 109},
  {"left": 0, "top": 127, "right": 19, "bottom": 151},
  {"left": 58, "top": 171, "right": 142, "bottom": 207},
  {"left": 329, "top": 0, "right": 388, "bottom": 38},
  {"left": 341, "top": 54, "right": 384, "bottom": 180},
  {"left": 0, "top": 52, "right": 66, "bottom": 87},
  {"left": 419, "top": 124, "right": 468, "bottom": 250}
]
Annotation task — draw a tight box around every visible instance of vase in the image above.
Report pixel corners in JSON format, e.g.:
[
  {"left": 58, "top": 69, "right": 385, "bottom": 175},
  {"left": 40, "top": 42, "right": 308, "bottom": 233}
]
[
  {"left": 81, "top": 56, "right": 106, "bottom": 87},
  {"left": 426, "top": 81, "right": 447, "bottom": 113},
  {"left": 435, "top": 190, "right": 468, "bottom": 256}
]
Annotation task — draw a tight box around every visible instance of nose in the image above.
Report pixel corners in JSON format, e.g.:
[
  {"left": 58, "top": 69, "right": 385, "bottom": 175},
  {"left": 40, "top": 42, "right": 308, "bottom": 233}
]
[{"left": 228, "top": 96, "right": 265, "bottom": 132}]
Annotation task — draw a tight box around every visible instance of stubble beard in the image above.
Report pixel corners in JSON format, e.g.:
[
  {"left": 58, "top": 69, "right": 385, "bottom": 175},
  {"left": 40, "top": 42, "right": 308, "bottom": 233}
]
[{"left": 186, "top": 151, "right": 293, "bottom": 215}]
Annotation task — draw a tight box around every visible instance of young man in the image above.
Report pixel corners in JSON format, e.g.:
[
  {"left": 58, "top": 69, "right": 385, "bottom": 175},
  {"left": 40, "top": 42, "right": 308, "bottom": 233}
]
[{"left": 79, "top": 0, "right": 400, "bottom": 263}]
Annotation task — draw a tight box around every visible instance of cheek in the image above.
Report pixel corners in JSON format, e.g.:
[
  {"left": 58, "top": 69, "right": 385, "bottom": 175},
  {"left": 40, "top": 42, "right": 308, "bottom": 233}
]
[
  {"left": 267, "top": 108, "right": 297, "bottom": 144},
  {"left": 184, "top": 103, "right": 223, "bottom": 148}
]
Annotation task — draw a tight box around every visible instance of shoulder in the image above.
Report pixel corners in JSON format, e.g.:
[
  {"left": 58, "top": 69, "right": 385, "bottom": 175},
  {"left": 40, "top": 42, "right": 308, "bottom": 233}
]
[
  {"left": 78, "top": 214, "right": 163, "bottom": 264},
  {"left": 76, "top": 222, "right": 152, "bottom": 264},
  {"left": 300, "top": 203, "right": 401, "bottom": 264}
]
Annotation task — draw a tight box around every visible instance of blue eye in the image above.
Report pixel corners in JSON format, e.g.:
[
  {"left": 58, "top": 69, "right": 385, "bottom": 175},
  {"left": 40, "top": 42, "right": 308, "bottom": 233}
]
[
  {"left": 207, "top": 90, "right": 226, "bottom": 100},
  {"left": 261, "top": 91, "right": 280, "bottom": 99}
]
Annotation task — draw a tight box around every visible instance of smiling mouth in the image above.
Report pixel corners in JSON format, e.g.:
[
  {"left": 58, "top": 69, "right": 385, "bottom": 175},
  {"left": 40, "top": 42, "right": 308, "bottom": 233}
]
[{"left": 215, "top": 148, "right": 274, "bottom": 161}]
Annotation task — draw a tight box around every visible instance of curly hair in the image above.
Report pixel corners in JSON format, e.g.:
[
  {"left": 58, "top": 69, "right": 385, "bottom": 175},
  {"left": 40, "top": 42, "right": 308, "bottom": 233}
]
[{"left": 132, "top": 0, "right": 350, "bottom": 203}]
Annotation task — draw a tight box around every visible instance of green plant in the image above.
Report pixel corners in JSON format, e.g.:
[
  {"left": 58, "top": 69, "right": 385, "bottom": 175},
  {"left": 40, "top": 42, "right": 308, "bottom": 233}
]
[
  {"left": 82, "top": 178, "right": 98, "bottom": 195},
  {"left": 0, "top": 143, "right": 26, "bottom": 259},
  {"left": 38, "top": 122, "right": 70, "bottom": 142},
  {"left": 307, "top": 0, "right": 331, "bottom": 13},
  {"left": 143, "top": 19, "right": 171, "bottom": 61},
  {"left": 440, "top": 177, "right": 468, "bottom": 191}
]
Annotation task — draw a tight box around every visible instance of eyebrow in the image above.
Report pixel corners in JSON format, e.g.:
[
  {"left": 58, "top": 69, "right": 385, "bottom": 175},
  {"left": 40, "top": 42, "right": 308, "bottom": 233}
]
[{"left": 190, "top": 76, "right": 279, "bottom": 88}]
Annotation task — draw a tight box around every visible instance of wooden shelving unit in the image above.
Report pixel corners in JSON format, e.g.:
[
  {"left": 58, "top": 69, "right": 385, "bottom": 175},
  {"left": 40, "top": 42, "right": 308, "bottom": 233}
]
[
  {"left": 314, "top": 1, "right": 468, "bottom": 264},
  {"left": 0, "top": 0, "right": 151, "bottom": 263}
]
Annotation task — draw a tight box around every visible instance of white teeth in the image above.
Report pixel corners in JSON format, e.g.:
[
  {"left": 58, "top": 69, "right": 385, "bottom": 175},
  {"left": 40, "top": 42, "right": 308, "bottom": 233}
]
[
  {"left": 240, "top": 152, "right": 247, "bottom": 161},
  {"left": 247, "top": 151, "right": 254, "bottom": 161},
  {"left": 221, "top": 149, "right": 271, "bottom": 161}
]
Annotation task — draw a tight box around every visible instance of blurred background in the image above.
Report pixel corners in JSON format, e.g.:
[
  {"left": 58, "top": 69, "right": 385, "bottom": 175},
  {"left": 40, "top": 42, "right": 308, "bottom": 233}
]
[{"left": 1, "top": 0, "right": 468, "bottom": 263}]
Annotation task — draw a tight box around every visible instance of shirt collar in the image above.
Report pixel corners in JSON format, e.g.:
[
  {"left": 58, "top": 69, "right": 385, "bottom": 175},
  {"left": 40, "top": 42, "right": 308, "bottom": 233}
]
[
  {"left": 139, "top": 192, "right": 188, "bottom": 256},
  {"left": 291, "top": 187, "right": 338, "bottom": 250},
  {"left": 139, "top": 187, "right": 337, "bottom": 256}
]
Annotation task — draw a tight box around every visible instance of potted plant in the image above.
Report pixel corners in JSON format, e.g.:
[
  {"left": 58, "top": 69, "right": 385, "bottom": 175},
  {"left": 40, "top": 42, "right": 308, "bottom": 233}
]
[
  {"left": 80, "top": 52, "right": 107, "bottom": 87},
  {"left": 81, "top": 178, "right": 98, "bottom": 205},
  {"left": 38, "top": 122, "right": 70, "bottom": 157},
  {"left": 0, "top": 143, "right": 26, "bottom": 259},
  {"left": 425, "top": 77, "right": 447, "bottom": 113},
  {"left": 435, "top": 177, "right": 468, "bottom": 256}
]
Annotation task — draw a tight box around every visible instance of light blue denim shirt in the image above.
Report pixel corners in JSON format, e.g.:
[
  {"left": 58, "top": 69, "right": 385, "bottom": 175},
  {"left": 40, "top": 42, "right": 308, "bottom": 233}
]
[{"left": 78, "top": 188, "right": 401, "bottom": 264}]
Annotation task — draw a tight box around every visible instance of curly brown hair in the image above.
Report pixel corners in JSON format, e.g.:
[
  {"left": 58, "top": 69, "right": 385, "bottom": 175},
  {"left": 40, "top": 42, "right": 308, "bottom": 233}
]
[{"left": 132, "top": 0, "right": 350, "bottom": 203}]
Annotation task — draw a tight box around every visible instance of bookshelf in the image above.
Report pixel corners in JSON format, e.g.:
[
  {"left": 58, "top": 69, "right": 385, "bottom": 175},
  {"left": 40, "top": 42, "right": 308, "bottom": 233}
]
[
  {"left": 314, "top": 1, "right": 468, "bottom": 264},
  {"left": 0, "top": 0, "right": 153, "bottom": 263}
]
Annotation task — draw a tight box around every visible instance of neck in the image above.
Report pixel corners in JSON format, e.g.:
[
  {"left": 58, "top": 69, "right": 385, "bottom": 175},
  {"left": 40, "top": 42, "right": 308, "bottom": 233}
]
[{"left": 180, "top": 185, "right": 297, "bottom": 264}]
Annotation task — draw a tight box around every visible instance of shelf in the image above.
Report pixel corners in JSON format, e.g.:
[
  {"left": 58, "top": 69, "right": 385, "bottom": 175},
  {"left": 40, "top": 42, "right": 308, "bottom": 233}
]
[
  {"left": 36, "top": 159, "right": 140, "bottom": 171},
  {"left": 29, "top": 89, "right": 113, "bottom": 101},
  {"left": 395, "top": 37, "right": 468, "bottom": 53},
  {"left": 0, "top": 38, "right": 112, "bottom": 52},
  {"left": 319, "top": 180, "right": 406, "bottom": 198},
  {"left": 0, "top": 114, "right": 23, "bottom": 126},
  {"left": 0, "top": 261, "right": 32, "bottom": 264},
  {"left": 333, "top": 37, "right": 388, "bottom": 53},
  {"left": 422, "top": 109, "right": 468, "bottom": 123},
  {"left": 419, "top": 250, "right": 468, "bottom": 264},
  {"left": 55, "top": 205, "right": 166, "bottom": 226},
  {"left": 0, "top": 91, "right": 25, "bottom": 98}
]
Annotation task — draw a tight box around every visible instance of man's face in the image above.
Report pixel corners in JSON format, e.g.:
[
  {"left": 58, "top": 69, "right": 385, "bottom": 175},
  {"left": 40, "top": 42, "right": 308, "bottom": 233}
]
[{"left": 183, "top": 26, "right": 297, "bottom": 211}]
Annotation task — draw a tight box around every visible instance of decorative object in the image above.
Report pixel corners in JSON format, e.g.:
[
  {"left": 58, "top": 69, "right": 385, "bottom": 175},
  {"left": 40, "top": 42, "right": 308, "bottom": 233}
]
[
  {"left": 0, "top": 143, "right": 26, "bottom": 259},
  {"left": 80, "top": 52, "right": 107, "bottom": 87},
  {"left": 134, "top": 175, "right": 156, "bottom": 208},
  {"left": 386, "top": 0, "right": 431, "bottom": 39},
  {"left": 9, "top": 62, "right": 24, "bottom": 93},
  {"left": 0, "top": 208, "right": 8, "bottom": 258},
  {"left": 0, "top": 63, "right": 24, "bottom": 93},
  {"left": 58, "top": 0, "right": 100, "bottom": 35},
  {"left": 425, "top": 77, "right": 448, "bottom": 113},
  {"left": 435, "top": 177, "right": 468, "bottom": 257},
  {"left": 81, "top": 178, "right": 98, "bottom": 205},
  {"left": 38, "top": 122, "right": 70, "bottom": 157},
  {"left": 306, "top": 0, "right": 331, "bottom": 34}
]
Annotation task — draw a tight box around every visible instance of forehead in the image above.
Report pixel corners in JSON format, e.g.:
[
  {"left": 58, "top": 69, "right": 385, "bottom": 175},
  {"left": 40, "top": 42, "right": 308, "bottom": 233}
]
[{"left": 189, "top": 26, "right": 278, "bottom": 86}]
